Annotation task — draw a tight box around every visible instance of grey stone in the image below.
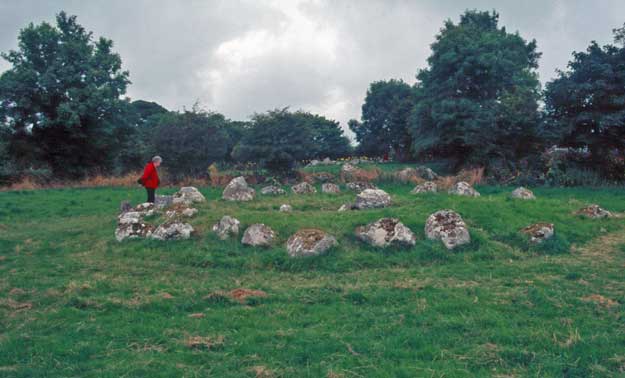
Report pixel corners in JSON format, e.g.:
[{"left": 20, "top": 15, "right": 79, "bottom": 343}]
[
  {"left": 212, "top": 216, "right": 241, "bottom": 240},
  {"left": 173, "top": 187, "right": 206, "bottom": 205},
  {"left": 286, "top": 228, "right": 337, "bottom": 257},
  {"left": 425, "top": 210, "right": 471, "bottom": 250},
  {"left": 241, "top": 224, "right": 276, "bottom": 247},
  {"left": 411, "top": 181, "right": 438, "bottom": 194},
  {"left": 521, "top": 223, "right": 555, "bottom": 244},
  {"left": 222, "top": 177, "right": 255, "bottom": 201},
  {"left": 353, "top": 189, "right": 392, "bottom": 210},
  {"left": 321, "top": 183, "right": 341, "bottom": 194},
  {"left": 150, "top": 222, "right": 194, "bottom": 240},
  {"left": 260, "top": 185, "right": 286, "bottom": 195},
  {"left": 291, "top": 182, "right": 317, "bottom": 194},
  {"left": 448, "top": 181, "right": 480, "bottom": 197},
  {"left": 355, "top": 218, "right": 416, "bottom": 248},
  {"left": 511, "top": 187, "right": 536, "bottom": 200}
]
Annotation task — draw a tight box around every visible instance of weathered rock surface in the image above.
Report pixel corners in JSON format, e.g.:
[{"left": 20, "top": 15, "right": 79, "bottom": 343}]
[
  {"left": 355, "top": 218, "right": 416, "bottom": 248},
  {"left": 260, "top": 185, "right": 286, "bottom": 195},
  {"left": 279, "top": 204, "right": 292, "bottom": 212},
  {"left": 411, "top": 181, "right": 438, "bottom": 194},
  {"left": 511, "top": 187, "right": 536, "bottom": 200},
  {"left": 115, "top": 221, "right": 154, "bottom": 242},
  {"left": 521, "top": 223, "right": 554, "bottom": 244},
  {"left": 173, "top": 187, "right": 206, "bottom": 205},
  {"left": 575, "top": 204, "right": 612, "bottom": 219},
  {"left": 241, "top": 224, "right": 276, "bottom": 247},
  {"left": 346, "top": 181, "right": 376, "bottom": 192},
  {"left": 150, "top": 222, "right": 194, "bottom": 240},
  {"left": 222, "top": 177, "right": 255, "bottom": 201},
  {"left": 321, "top": 183, "right": 341, "bottom": 194},
  {"left": 291, "top": 182, "right": 317, "bottom": 194},
  {"left": 425, "top": 210, "right": 471, "bottom": 249},
  {"left": 415, "top": 166, "right": 439, "bottom": 180},
  {"left": 212, "top": 216, "right": 241, "bottom": 240},
  {"left": 155, "top": 194, "right": 174, "bottom": 209},
  {"left": 353, "top": 189, "right": 392, "bottom": 210},
  {"left": 286, "top": 228, "right": 337, "bottom": 257},
  {"left": 165, "top": 206, "right": 198, "bottom": 218},
  {"left": 448, "top": 181, "right": 480, "bottom": 197},
  {"left": 396, "top": 168, "right": 417, "bottom": 183}
]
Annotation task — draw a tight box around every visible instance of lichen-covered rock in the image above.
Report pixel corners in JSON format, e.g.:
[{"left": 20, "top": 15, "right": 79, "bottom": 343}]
[
  {"left": 279, "top": 204, "right": 292, "bottom": 212},
  {"left": 115, "top": 222, "right": 154, "bottom": 242},
  {"left": 291, "top": 182, "right": 317, "bottom": 194},
  {"left": 415, "top": 166, "right": 439, "bottom": 180},
  {"left": 353, "top": 189, "right": 392, "bottom": 210},
  {"left": 511, "top": 187, "right": 535, "bottom": 200},
  {"left": 286, "top": 228, "right": 337, "bottom": 257},
  {"left": 164, "top": 203, "right": 198, "bottom": 219},
  {"left": 448, "top": 181, "right": 480, "bottom": 197},
  {"left": 211, "top": 216, "right": 241, "bottom": 240},
  {"left": 425, "top": 210, "right": 471, "bottom": 249},
  {"left": 395, "top": 168, "right": 417, "bottom": 183},
  {"left": 260, "top": 185, "right": 286, "bottom": 195},
  {"left": 120, "top": 200, "right": 132, "bottom": 213},
  {"left": 321, "top": 183, "right": 341, "bottom": 194},
  {"left": 150, "top": 222, "right": 194, "bottom": 240},
  {"left": 575, "top": 204, "right": 612, "bottom": 219},
  {"left": 411, "top": 181, "right": 438, "bottom": 194},
  {"left": 346, "top": 181, "right": 377, "bottom": 192},
  {"left": 355, "top": 218, "right": 416, "bottom": 248},
  {"left": 222, "top": 177, "right": 255, "bottom": 201},
  {"left": 241, "top": 224, "right": 276, "bottom": 247},
  {"left": 173, "top": 187, "right": 206, "bottom": 205},
  {"left": 155, "top": 194, "right": 174, "bottom": 209},
  {"left": 521, "top": 223, "right": 554, "bottom": 244}
]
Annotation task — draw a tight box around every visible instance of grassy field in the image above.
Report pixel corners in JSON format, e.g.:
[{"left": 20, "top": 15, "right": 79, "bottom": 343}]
[{"left": 1, "top": 182, "right": 625, "bottom": 377}]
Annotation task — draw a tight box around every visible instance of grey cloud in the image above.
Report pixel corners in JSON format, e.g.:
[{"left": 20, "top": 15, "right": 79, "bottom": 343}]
[{"left": 1, "top": 0, "right": 623, "bottom": 135}]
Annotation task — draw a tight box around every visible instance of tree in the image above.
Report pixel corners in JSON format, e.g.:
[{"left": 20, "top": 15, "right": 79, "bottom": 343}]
[
  {"left": 544, "top": 24, "right": 625, "bottom": 177},
  {"left": 351, "top": 79, "right": 415, "bottom": 160},
  {"left": 148, "top": 106, "right": 232, "bottom": 181},
  {"left": 292, "top": 111, "right": 351, "bottom": 159},
  {"left": 411, "top": 10, "right": 542, "bottom": 169},
  {"left": 0, "top": 12, "right": 131, "bottom": 178},
  {"left": 232, "top": 108, "right": 315, "bottom": 174}
]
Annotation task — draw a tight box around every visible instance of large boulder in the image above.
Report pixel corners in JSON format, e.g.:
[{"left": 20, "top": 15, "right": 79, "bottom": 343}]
[
  {"left": 286, "top": 228, "right": 337, "bottom": 258},
  {"left": 291, "top": 182, "right": 317, "bottom": 194},
  {"left": 395, "top": 168, "right": 417, "bottom": 183},
  {"left": 173, "top": 187, "right": 206, "bottom": 205},
  {"left": 425, "top": 210, "right": 471, "bottom": 250},
  {"left": 511, "top": 187, "right": 535, "bottom": 200},
  {"left": 353, "top": 189, "right": 392, "bottom": 210},
  {"left": 321, "top": 183, "right": 341, "bottom": 194},
  {"left": 411, "top": 181, "right": 437, "bottom": 194},
  {"left": 415, "top": 166, "right": 439, "bottom": 180},
  {"left": 346, "top": 181, "right": 377, "bottom": 192},
  {"left": 355, "top": 218, "right": 416, "bottom": 248},
  {"left": 155, "top": 194, "right": 174, "bottom": 209},
  {"left": 575, "top": 204, "right": 612, "bottom": 219},
  {"left": 448, "top": 181, "right": 480, "bottom": 197},
  {"left": 212, "top": 216, "right": 241, "bottom": 240},
  {"left": 260, "top": 185, "right": 286, "bottom": 196},
  {"left": 222, "top": 177, "right": 255, "bottom": 201},
  {"left": 241, "top": 224, "right": 276, "bottom": 247},
  {"left": 521, "top": 223, "right": 554, "bottom": 244},
  {"left": 150, "top": 222, "right": 194, "bottom": 240},
  {"left": 115, "top": 211, "right": 155, "bottom": 241}
]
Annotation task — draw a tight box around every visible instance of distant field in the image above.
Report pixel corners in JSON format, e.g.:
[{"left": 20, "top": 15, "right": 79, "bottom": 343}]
[{"left": 1, "top": 183, "right": 625, "bottom": 377}]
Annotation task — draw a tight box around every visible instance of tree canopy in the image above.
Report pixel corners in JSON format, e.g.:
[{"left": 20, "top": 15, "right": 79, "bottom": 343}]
[
  {"left": 410, "top": 10, "right": 542, "bottom": 169},
  {"left": 0, "top": 12, "right": 131, "bottom": 178}
]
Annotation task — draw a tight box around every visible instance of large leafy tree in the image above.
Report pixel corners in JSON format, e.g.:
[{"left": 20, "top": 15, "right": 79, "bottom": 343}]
[
  {"left": 148, "top": 106, "right": 233, "bottom": 181},
  {"left": 350, "top": 79, "right": 414, "bottom": 160},
  {"left": 293, "top": 111, "right": 351, "bottom": 159},
  {"left": 232, "top": 108, "right": 315, "bottom": 174},
  {"left": 411, "top": 10, "right": 542, "bottom": 169},
  {"left": 0, "top": 12, "right": 131, "bottom": 178},
  {"left": 544, "top": 24, "right": 625, "bottom": 173}
]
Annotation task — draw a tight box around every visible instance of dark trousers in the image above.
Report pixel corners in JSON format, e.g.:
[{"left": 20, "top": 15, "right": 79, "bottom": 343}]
[{"left": 146, "top": 188, "right": 155, "bottom": 203}]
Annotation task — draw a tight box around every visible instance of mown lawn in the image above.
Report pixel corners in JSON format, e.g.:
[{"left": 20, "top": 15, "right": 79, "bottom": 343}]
[{"left": 1, "top": 183, "right": 625, "bottom": 377}]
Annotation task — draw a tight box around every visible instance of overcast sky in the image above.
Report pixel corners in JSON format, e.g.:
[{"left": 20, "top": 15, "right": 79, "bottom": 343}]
[{"left": 1, "top": 0, "right": 623, "bottom": 135}]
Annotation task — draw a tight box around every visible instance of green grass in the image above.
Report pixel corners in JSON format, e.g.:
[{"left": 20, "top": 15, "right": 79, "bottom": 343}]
[{"left": 1, "top": 183, "right": 625, "bottom": 377}]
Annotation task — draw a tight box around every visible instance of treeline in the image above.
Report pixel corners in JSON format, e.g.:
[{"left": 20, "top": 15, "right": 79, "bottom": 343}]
[{"left": 2, "top": 10, "right": 625, "bottom": 185}]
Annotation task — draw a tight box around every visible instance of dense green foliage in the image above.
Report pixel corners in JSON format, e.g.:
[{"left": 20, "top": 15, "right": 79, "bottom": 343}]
[
  {"left": 410, "top": 10, "right": 542, "bottom": 169},
  {"left": 0, "top": 12, "right": 131, "bottom": 178},
  {"left": 233, "top": 109, "right": 350, "bottom": 174},
  {"left": 2, "top": 183, "right": 625, "bottom": 377},
  {"left": 350, "top": 80, "right": 414, "bottom": 160},
  {"left": 544, "top": 25, "right": 625, "bottom": 179}
]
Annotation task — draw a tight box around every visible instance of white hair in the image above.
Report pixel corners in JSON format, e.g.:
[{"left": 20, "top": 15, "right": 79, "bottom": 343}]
[{"left": 152, "top": 156, "right": 162, "bottom": 163}]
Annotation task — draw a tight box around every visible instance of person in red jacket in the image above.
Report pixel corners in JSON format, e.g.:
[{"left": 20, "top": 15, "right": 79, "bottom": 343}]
[{"left": 140, "top": 156, "right": 161, "bottom": 203}]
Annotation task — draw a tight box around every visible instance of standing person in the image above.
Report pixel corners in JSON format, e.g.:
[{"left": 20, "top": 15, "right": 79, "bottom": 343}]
[{"left": 139, "top": 156, "right": 162, "bottom": 203}]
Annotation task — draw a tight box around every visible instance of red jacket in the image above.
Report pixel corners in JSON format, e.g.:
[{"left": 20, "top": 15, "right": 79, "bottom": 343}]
[{"left": 141, "top": 162, "right": 160, "bottom": 189}]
